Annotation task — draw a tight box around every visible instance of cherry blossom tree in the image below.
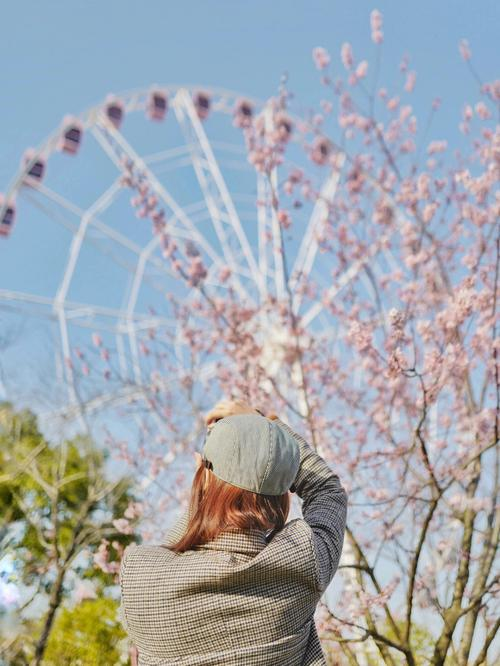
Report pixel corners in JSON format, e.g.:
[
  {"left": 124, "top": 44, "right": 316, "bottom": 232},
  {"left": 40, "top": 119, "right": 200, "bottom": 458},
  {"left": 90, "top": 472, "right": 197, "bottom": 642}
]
[{"left": 63, "top": 9, "right": 498, "bottom": 665}]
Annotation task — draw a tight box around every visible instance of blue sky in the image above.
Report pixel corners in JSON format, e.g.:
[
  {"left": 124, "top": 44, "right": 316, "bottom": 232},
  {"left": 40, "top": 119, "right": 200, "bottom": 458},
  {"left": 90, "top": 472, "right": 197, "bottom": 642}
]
[
  {"left": 0, "top": 0, "right": 499, "bottom": 188},
  {"left": 0, "top": 0, "right": 498, "bottom": 411}
]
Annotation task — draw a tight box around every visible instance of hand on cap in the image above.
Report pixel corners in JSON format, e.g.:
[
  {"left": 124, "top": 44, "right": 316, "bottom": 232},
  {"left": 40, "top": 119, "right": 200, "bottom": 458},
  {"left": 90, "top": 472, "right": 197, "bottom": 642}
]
[{"left": 205, "top": 399, "right": 264, "bottom": 429}]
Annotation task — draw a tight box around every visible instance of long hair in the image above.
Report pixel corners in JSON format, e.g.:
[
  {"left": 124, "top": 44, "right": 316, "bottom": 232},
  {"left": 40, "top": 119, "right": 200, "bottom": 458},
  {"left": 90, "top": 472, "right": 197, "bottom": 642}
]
[{"left": 167, "top": 462, "right": 291, "bottom": 554}]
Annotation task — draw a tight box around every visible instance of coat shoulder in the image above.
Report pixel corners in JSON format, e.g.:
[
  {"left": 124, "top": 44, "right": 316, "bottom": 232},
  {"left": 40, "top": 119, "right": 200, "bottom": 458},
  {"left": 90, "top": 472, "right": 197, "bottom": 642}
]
[{"left": 265, "top": 518, "right": 319, "bottom": 590}]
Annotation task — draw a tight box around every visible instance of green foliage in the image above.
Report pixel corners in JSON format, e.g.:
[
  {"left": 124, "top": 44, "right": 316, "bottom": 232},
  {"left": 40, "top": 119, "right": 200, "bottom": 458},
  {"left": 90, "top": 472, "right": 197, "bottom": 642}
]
[
  {"left": 364, "top": 617, "right": 435, "bottom": 665},
  {"left": 0, "top": 402, "right": 137, "bottom": 588},
  {"left": 0, "top": 402, "right": 140, "bottom": 663},
  {"left": 1, "top": 599, "right": 130, "bottom": 665},
  {"left": 43, "top": 597, "right": 127, "bottom": 665}
]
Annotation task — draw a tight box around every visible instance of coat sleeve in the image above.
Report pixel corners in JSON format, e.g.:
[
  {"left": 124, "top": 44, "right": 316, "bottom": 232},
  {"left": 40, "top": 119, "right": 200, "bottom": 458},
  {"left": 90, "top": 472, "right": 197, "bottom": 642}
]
[
  {"left": 274, "top": 417, "right": 348, "bottom": 594},
  {"left": 118, "top": 546, "right": 134, "bottom": 646}
]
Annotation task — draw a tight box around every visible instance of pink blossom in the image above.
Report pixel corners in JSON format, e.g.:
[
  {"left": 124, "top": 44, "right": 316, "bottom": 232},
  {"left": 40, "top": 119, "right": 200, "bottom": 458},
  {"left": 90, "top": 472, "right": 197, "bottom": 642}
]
[
  {"left": 310, "top": 137, "right": 333, "bottom": 165},
  {"left": 0, "top": 580, "right": 20, "bottom": 607},
  {"left": 373, "top": 199, "right": 394, "bottom": 225},
  {"left": 320, "top": 99, "right": 333, "bottom": 114},
  {"left": 386, "top": 347, "right": 407, "bottom": 377},
  {"left": 422, "top": 202, "right": 439, "bottom": 223},
  {"left": 463, "top": 104, "right": 473, "bottom": 121},
  {"left": 124, "top": 501, "right": 144, "bottom": 520},
  {"left": 459, "top": 38, "right": 471, "bottom": 61},
  {"left": 356, "top": 60, "right": 368, "bottom": 79},
  {"left": 370, "top": 9, "right": 384, "bottom": 43},
  {"left": 388, "top": 308, "right": 406, "bottom": 330},
  {"left": 187, "top": 257, "right": 208, "bottom": 286},
  {"left": 427, "top": 140, "right": 447, "bottom": 154},
  {"left": 312, "top": 47, "right": 331, "bottom": 70},
  {"left": 93, "top": 541, "right": 121, "bottom": 574},
  {"left": 74, "top": 581, "right": 97, "bottom": 603},
  {"left": 219, "top": 266, "right": 232, "bottom": 282},
  {"left": 405, "top": 71, "right": 417, "bottom": 93},
  {"left": 475, "top": 102, "right": 490, "bottom": 119},
  {"left": 347, "top": 321, "right": 373, "bottom": 353},
  {"left": 277, "top": 210, "right": 292, "bottom": 228},
  {"left": 359, "top": 576, "right": 399, "bottom": 612},
  {"left": 387, "top": 96, "right": 400, "bottom": 111},
  {"left": 417, "top": 173, "right": 431, "bottom": 200},
  {"left": 341, "top": 42, "right": 354, "bottom": 70},
  {"left": 92, "top": 333, "right": 102, "bottom": 347},
  {"left": 113, "top": 518, "right": 133, "bottom": 534},
  {"left": 400, "top": 139, "right": 416, "bottom": 153},
  {"left": 416, "top": 319, "right": 433, "bottom": 342},
  {"left": 370, "top": 9, "right": 383, "bottom": 32}
]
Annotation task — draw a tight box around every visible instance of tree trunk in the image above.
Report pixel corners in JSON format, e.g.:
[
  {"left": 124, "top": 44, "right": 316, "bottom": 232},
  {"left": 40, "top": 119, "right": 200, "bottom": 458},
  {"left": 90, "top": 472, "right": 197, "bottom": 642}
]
[{"left": 32, "top": 565, "right": 66, "bottom": 665}]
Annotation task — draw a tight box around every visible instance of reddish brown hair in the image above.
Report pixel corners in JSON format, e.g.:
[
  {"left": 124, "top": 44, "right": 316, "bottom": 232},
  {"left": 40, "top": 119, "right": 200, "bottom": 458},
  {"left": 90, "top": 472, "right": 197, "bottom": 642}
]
[{"left": 167, "top": 463, "right": 291, "bottom": 554}]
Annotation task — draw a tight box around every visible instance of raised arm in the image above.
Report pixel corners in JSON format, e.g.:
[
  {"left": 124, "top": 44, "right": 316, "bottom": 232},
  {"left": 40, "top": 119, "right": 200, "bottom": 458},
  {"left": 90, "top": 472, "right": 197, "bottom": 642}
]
[{"left": 273, "top": 416, "right": 348, "bottom": 594}]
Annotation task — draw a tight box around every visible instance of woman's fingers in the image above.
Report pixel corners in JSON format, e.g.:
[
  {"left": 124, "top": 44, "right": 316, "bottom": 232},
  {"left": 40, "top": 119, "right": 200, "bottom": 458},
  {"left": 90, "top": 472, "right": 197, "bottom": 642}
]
[
  {"left": 204, "top": 398, "right": 259, "bottom": 426},
  {"left": 205, "top": 400, "right": 238, "bottom": 424}
]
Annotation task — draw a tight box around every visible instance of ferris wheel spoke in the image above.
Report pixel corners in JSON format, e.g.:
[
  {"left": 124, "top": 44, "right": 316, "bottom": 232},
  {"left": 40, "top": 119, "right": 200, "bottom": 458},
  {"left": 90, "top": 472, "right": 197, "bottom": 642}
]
[
  {"left": 125, "top": 234, "right": 161, "bottom": 386},
  {"left": 256, "top": 167, "right": 287, "bottom": 301},
  {"left": 256, "top": 171, "right": 270, "bottom": 300},
  {"left": 3, "top": 85, "right": 327, "bottom": 424},
  {"left": 54, "top": 182, "right": 124, "bottom": 309},
  {"left": 40, "top": 352, "right": 221, "bottom": 430},
  {"left": 22, "top": 182, "right": 184, "bottom": 289},
  {"left": 50, "top": 182, "right": 126, "bottom": 403},
  {"left": 0, "top": 290, "right": 176, "bottom": 334},
  {"left": 262, "top": 106, "right": 287, "bottom": 301},
  {"left": 22, "top": 187, "right": 181, "bottom": 299},
  {"left": 90, "top": 121, "right": 255, "bottom": 305},
  {"left": 173, "top": 88, "right": 262, "bottom": 298},
  {"left": 301, "top": 228, "right": 394, "bottom": 328},
  {"left": 290, "top": 156, "right": 345, "bottom": 314},
  {"left": 142, "top": 143, "right": 193, "bottom": 165},
  {"left": 41, "top": 385, "right": 152, "bottom": 423}
]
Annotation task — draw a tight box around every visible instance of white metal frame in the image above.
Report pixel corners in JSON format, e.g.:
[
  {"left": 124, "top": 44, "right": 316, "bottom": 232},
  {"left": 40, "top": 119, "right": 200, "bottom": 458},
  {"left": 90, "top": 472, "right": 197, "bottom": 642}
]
[{"left": 0, "top": 84, "right": 399, "bottom": 431}]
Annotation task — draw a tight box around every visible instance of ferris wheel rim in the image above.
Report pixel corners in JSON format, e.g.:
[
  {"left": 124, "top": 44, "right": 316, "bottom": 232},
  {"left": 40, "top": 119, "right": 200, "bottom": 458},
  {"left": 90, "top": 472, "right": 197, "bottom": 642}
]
[
  {"left": 0, "top": 80, "right": 399, "bottom": 430},
  {"left": 0, "top": 84, "right": 270, "bottom": 209}
]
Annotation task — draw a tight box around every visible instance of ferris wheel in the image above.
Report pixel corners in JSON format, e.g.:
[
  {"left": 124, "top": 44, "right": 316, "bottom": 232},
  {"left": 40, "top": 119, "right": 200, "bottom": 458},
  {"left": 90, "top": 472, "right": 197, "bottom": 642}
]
[{"left": 0, "top": 84, "right": 398, "bottom": 438}]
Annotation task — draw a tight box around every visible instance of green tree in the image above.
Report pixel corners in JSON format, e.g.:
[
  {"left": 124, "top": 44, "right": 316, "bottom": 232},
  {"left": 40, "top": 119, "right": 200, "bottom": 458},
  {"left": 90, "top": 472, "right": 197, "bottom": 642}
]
[
  {"left": 0, "top": 403, "right": 139, "bottom": 665},
  {"left": 44, "top": 597, "right": 127, "bottom": 665}
]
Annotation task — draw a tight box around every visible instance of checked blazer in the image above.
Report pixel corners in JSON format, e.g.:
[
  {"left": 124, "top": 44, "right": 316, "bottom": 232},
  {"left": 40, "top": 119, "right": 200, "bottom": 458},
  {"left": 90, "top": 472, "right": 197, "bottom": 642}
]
[{"left": 119, "top": 417, "right": 348, "bottom": 665}]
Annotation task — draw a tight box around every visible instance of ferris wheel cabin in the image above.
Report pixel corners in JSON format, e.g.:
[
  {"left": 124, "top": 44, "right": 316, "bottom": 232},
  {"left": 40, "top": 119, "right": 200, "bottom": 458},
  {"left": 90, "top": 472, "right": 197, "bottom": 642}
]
[
  {"left": 193, "top": 91, "right": 211, "bottom": 120},
  {"left": 147, "top": 90, "right": 168, "bottom": 121},
  {"left": 22, "top": 149, "right": 46, "bottom": 183},
  {"left": 105, "top": 97, "right": 124, "bottom": 129},
  {"left": 0, "top": 196, "right": 15, "bottom": 238}
]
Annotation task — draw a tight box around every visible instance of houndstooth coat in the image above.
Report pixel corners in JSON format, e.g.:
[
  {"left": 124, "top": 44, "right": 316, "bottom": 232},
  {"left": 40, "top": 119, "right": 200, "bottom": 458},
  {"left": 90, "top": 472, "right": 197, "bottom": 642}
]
[{"left": 119, "top": 418, "right": 348, "bottom": 665}]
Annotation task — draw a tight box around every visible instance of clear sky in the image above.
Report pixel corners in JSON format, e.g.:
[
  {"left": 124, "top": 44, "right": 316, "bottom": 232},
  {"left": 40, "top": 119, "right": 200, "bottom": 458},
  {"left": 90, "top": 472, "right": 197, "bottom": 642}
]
[
  {"left": 0, "top": 0, "right": 498, "bottom": 408},
  {"left": 0, "top": 0, "right": 499, "bottom": 189}
]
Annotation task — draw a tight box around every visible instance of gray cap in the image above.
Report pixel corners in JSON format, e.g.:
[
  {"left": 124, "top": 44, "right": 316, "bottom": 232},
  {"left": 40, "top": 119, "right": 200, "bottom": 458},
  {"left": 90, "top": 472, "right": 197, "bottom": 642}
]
[{"left": 202, "top": 414, "right": 300, "bottom": 496}]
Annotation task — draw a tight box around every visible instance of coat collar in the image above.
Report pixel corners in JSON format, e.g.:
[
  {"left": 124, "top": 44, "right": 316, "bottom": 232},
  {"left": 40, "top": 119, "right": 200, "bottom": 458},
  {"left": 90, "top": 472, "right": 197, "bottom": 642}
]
[{"left": 194, "top": 527, "right": 269, "bottom": 556}]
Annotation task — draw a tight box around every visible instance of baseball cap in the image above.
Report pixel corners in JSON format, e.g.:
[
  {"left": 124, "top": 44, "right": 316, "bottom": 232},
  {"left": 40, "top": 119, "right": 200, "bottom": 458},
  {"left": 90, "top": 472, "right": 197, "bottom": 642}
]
[{"left": 201, "top": 413, "right": 300, "bottom": 496}]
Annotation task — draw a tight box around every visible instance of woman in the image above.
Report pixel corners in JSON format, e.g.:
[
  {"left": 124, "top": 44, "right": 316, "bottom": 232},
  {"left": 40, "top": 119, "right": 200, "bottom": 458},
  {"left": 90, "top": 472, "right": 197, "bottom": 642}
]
[{"left": 119, "top": 399, "right": 348, "bottom": 665}]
